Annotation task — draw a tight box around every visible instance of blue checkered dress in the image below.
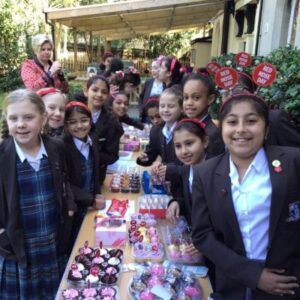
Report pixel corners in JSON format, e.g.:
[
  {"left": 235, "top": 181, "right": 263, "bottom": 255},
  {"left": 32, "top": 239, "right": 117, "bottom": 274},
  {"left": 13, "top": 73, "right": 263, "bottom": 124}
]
[{"left": 0, "top": 156, "right": 62, "bottom": 300}]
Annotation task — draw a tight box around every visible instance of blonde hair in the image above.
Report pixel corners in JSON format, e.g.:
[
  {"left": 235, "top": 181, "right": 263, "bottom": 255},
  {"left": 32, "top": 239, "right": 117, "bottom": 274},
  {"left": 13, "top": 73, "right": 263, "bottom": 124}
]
[
  {"left": 31, "top": 34, "right": 53, "bottom": 54},
  {"left": 3, "top": 89, "right": 46, "bottom": 116}
]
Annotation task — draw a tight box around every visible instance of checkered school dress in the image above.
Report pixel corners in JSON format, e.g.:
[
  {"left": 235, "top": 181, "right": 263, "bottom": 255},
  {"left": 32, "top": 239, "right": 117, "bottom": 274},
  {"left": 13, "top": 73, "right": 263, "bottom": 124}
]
[{"left": 0, "top": 156, "right": 61, "bottom": 300}]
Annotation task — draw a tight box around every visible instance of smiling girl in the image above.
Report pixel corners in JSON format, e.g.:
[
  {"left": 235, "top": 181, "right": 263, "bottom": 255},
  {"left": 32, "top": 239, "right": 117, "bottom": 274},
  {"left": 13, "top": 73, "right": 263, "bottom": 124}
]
[
  {"left": 192, "top": 94, "right": 300, "bottom": 300},
  {"left": 84, "top": 75, "right": 123, "bottom": 183}
]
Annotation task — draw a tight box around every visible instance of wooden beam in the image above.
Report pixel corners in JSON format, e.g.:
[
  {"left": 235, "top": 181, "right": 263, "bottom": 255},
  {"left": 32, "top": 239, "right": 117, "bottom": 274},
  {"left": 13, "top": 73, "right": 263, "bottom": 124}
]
[
  {"left": 45, "top": 0, "right": 225, "bottom": 20},
  {"left": 167, "top": 7, "right": 176, "bottom": 31}
]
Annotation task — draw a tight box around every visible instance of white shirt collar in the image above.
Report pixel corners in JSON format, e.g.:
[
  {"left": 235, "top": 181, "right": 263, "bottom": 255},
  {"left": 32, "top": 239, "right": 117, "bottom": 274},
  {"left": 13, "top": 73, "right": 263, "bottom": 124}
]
[
  {"left": 92, "top": 109, "right": 102, "bottom": 124},
  {"left": 14, "top": 138, "right": 48, "bottom": 163},
  {"left": 73, "top": 135, "right": 93, "bottom": 160}
]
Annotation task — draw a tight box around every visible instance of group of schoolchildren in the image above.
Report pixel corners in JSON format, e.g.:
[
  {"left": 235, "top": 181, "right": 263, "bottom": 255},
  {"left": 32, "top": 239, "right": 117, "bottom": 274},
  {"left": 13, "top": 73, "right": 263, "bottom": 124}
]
[{"left": 0, "top": 53, "right": 300, "bottom": 300}]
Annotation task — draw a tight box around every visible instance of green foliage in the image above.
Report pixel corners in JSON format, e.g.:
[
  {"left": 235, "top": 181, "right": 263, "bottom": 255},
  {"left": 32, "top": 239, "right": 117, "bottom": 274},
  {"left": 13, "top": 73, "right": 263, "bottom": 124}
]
[
  {"left": 211, "top": 45, "right": 300, "bottom": 127},
  {"left": 149, "top": 32, "right": 195, "bottom": 58},
  {"left": 67, "top": 81, "right": 85, "bottom": 101}
]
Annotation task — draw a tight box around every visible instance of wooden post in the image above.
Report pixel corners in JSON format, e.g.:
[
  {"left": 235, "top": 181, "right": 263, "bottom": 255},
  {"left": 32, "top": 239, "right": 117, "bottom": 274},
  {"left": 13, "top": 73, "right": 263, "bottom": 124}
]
[{"left": 73, "top": 29, "right": 78, "bottom": 74}]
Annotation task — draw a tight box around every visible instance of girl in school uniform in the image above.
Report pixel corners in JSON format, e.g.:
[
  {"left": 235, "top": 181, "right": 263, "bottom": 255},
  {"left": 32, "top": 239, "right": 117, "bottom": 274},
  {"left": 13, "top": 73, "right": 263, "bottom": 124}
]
[
  {"left": 166, "top": 118, "right": 208, "bottom": 226},
  {"left": 158, "top": 56, "right": 184, "bottom": 88},
  {"left": 183, "top": 73, "right": 224, "bottom": 158},
  {"left": 0, "top": 89, "right": 76, "bottom": 300},
  {"left": 109, "top": 91, "right": 144, "bottom": 130},
  {"left": 84, "top": 75, "right": 124, "bottom": 184},
  {"left": 37, "top": 87, "right": 67, "bottom": 137},
  {"left": 191, "top": 94, "right": 300, "bottom": 300},
  {"left": 143, "top": 96, "right": 163, "bottom": 127},
  {"left": 136, "top": 85, "right": 183, "bottom": 167},
  {"left": 63, "top": 101, "right": 105, "bottom": 248}
]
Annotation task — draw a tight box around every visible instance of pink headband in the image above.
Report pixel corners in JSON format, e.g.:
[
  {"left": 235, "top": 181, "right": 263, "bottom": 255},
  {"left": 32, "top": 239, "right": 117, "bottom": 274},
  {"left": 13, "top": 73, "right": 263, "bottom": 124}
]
[
  {"left": 145, "top": 96, "right": 159, "bottom": 106},
  {"left": 170, "top": 57, "right": 177, "bottom": 72},
  {"left": 37, "top": 87, "right": 61, "bottom": 97},
  {"left": 176, "top": 118, "right": 206, "bottom": 129}
]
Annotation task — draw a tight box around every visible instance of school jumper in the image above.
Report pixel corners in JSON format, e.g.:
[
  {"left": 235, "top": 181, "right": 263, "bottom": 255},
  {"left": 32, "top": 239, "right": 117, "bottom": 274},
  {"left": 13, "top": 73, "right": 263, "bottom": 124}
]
[
  {"left": 0, "top": 136, "right": 76, "bottom": 300},
  {"left": 191, "top": 146, "right": 300, "bottom": 300},
  {"left": 90, "top": 106, "right": 124, "bottom": 183}
]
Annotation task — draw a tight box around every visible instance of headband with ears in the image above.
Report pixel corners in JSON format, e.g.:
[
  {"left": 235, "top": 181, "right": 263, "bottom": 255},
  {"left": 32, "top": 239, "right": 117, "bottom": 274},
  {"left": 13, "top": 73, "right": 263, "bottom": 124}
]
[
  {"left": 65, "top": 101, "right": 91, "bottom": 115},
  {"left": 36, "top": 87, "right": 61, "bottom": 97},
  {"left": 176, "top": 118, "right": 206, "bottom": 129}
]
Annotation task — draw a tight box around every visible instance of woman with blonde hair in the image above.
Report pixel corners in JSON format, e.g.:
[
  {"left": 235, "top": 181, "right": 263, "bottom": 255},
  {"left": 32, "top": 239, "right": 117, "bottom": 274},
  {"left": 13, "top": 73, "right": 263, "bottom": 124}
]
[{"left": 21, "top": 34, "right": 69, "bottom": 93}]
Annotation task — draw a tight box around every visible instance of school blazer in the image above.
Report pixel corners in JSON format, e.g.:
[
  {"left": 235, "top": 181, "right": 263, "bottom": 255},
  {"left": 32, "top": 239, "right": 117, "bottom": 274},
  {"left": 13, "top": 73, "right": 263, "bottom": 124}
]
[
  {"left": 191, "top": 146, "right": 300, "bottom": 300},
  {"left": 0, "top": 136, "right": 76, "bottom": 265},
  {"left": 267, "top": 109, "right": 300, "bottom": 148},
  {"left": 62, "top": 133, "right": 101, "bottom": 208},
  {"left": 90, "top": 106, "right": 124, "bottom": 166},
  {"left": 202, "top": 114, "right": 225, "bottom": 159},
  {"left": 167, "top": 165, "right": 194, "bottom": 225},
  {"left": 136, "top": 124, "right": 179, "bottom": 167}
]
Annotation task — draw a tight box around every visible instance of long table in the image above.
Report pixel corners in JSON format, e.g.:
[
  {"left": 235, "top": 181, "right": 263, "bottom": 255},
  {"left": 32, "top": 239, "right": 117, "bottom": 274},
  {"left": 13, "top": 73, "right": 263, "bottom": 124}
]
[{"left": 56, "top": 173, "right": 213, "bottom": 300}]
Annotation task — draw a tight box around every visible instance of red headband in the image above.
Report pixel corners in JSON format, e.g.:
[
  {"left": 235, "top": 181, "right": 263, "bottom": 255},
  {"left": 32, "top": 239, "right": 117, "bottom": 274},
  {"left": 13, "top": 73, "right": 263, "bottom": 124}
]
[
  {"left": 65, "top": 101, "right": 91, "bottom": 115},
  {"left": 145, "top": 96, "right": 159, "bottom": 106},
  {"left": 176, "top": 118, "right": 206, "bottom": 129},
  {"left": 170, "top": 57, "right": 177, "bottom": 72},
  {"left": 37, "top": 87, "right": 61, "bottom": 97}
]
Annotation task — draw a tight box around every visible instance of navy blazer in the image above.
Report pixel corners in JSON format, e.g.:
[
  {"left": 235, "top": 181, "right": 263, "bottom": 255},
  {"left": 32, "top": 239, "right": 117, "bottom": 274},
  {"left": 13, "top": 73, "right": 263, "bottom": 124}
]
[
  {"left": 0, "top": 136, "right": 76, "bottom": 265},
  {"left": 267, "top": 109, "right": 300, "bottom": 148},
  {"left": 62, "top": 133, "right": 101, "bottom": 208},
  {"left": 191, "top": 146, "right": 300, "bottom": 300}
]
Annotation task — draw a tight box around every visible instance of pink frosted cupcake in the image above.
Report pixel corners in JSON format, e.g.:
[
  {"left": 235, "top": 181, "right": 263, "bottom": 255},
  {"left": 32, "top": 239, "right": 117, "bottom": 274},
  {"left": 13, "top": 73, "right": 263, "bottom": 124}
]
[
  {"left": 62, "top": 288, "right": 79, "bottom": 299},
  {"left": 99, "top": 286, "right": 116, "bottom": 297},
  {"left": 82, "top": 287, "right": 97, "bottom": 298},
  {"left": 140, "top": 289, "right": 155, "bottom": 300}
]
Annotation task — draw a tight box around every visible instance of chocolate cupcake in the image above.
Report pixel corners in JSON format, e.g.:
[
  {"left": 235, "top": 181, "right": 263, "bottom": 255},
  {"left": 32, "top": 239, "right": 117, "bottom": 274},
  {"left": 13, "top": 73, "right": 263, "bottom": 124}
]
[
  {"left": 105, "top": 266, "right": 119, "bottom": 276},
  {"left": 100, "top": 274, "right": 117, "bottom": 285},
  {"left": 75, "top": 254, "right": 92, "bottom": 269},
  {"left": 81, "top": 286, "right": 98, "bottom": 298},
  {"left": 99, "top": 286, "right": 116, "bottom": 297},
  {"left": 68, "top": 264, "right": 84, "bottom": 282},
  {"left": 107, "top": 257, "right": 120, "bottom": 266},
  {"left": 62, "top": 288, "right": 80, "bottom": 299},
  {"left": 109, "top": 249, "right": 124, "bottom": 258}
]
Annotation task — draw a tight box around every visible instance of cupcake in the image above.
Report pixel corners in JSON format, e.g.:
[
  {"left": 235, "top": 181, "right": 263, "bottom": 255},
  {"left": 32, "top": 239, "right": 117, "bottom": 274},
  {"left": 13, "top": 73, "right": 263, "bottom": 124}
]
[
  {"left": 75, "top": 254, "right": 92, "bottom": 269},
  {"left": 100, "top": 274, "right": 117, "bottom": 285},
  {"left": 68, "top": 263, "right": 83, "bottom": 281},
  {"left": 107, "top": 257, "right": 120, "bottom": 266},
  {"left": 81, "top": 241, "right": 94, "bottom": 258},
  {"left": 82, "top": 287, "right": 98, "bottom": 298},
  {"left": 92, "top": 249, "right": 105, "bottom": 265},
  {"left": 105, "top": 266, "right": 119, "bottom": 275},
  {"left": 99, "top": 286, "right": 116, "bottom": 297},
  {"left": 85, "top": 266, "right": 100, "bottom": 284},
  {"left": 62, "top": 288, "right": 79, "bottom": 299}
]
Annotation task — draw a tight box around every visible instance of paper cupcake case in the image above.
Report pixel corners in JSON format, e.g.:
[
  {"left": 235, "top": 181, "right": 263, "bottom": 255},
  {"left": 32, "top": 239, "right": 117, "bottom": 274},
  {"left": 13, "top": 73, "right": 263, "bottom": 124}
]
[{"left": 61, "top": 285, "right": 120, "bottom": 300}]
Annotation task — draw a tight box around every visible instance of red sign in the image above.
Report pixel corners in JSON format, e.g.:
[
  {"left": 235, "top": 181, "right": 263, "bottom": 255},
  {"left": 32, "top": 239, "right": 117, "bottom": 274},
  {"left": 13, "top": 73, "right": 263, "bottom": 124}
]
[
  {"left": 215, "top": 67, "right": 238, "bottom": 89},
  {"left": 235, "top": 52, "right": 252, "bottom": 67},
  {"left": 252, "top": 63, "right": 276, "bottom": 87},
  {"left": 206, "top": 62, "right": 222, "bottom": 75}
]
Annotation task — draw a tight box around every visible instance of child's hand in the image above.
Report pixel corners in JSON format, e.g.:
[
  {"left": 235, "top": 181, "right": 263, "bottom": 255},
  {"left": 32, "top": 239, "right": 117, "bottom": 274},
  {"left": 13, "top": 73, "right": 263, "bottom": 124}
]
[
  {"left": 110, "top": 84, "right": 119, "bottom": 98},
  {"left": 166, "top": 201, "right": 180, "bottom": 224},
  {"left": 185, "top": 243, "right": 202, "bottom": 256},
  {"left": 138, "top": 152, "right": 148, "bottom": 162},
  {"left": 151, "top": 162, "right": 162, "bottom": 176},
  {"left": 68, "top": 210, "right": 74, "bottom": 216},
  {"left": 49, "top": 61, "right": 61, "bottom": 76},
  {"left": 157, "top": 164, "right": 167, "bottom": 179}
]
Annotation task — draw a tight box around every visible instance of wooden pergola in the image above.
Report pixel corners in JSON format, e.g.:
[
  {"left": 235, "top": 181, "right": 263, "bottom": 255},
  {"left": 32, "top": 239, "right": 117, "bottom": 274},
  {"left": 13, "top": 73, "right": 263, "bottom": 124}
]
[{"left": 45, "top": 0, "right": 225, "bottom": 40}]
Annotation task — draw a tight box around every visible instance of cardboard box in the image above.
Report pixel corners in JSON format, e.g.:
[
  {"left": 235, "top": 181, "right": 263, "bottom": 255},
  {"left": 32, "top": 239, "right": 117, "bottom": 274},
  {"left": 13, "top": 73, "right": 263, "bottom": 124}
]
[{"left": 95, "top": 217, "right": 127, "bottom": 247}]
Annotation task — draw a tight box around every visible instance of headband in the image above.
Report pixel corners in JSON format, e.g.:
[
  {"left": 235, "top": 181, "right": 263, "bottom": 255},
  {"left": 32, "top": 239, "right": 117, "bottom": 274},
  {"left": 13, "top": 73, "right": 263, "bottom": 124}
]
[
  {"left": 170, "top": 57, "right": 177, "bottom": 72},
  {"left": 115, "top": 70, "right": 124, "bottom": 78},
  {"left": 220, "top": 93, "right": 268, "bottom": 113},
  {"left": 176, "top": 118, "right": 206, "bottom": 129},
  {"left": 36, "top": 87, "right": 61, "bottom": 97},
  {"left": 65, "top": 101, "right": 91, "bottom": 115},
  {"left": 145, "top": 96, "right": 159, "bottom": 106}
]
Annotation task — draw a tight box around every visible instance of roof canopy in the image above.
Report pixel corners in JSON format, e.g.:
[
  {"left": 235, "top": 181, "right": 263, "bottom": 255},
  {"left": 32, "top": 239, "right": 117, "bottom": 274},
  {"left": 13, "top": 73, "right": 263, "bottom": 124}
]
[{"left": 45, "top": 0, "right": 225, "bottom": 41}]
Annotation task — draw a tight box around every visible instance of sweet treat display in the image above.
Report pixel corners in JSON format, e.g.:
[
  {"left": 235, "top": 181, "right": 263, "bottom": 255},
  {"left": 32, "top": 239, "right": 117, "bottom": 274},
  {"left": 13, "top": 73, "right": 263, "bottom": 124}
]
[
  {"left": 110, "top": 169, "right": 141, "bottom": 194},
  {"left": 128, "top": 216, "right": 164, "bottom": 262},
  {"left": 138, "top": 195, "right": 171, "bottom": 218},
  {"left": 67, "top": 241, "right": 123, "bottom": 286},
  {"left": 162, "top": 217, "right": 202, "bottom": 264},
  {"left": 129, "top": 266, "right": 202, "bottom": 300},
  {"left": 61, "top": 286, "right": 119, "bottom": 299}
]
